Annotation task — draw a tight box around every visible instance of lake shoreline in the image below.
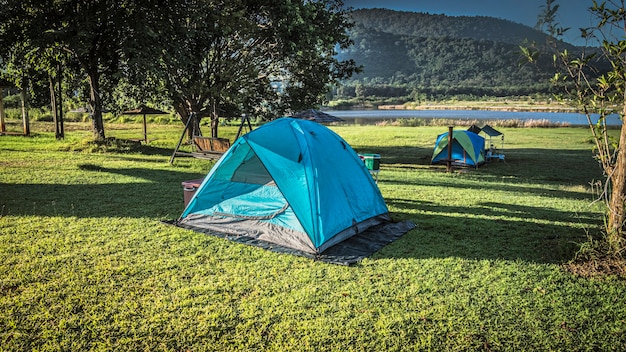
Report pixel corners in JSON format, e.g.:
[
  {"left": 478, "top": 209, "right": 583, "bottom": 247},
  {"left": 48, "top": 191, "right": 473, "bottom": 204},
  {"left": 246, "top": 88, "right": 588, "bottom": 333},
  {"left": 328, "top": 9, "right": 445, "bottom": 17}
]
[
  {"left": 376, "top": 104, "right": 580, "bottom": 114},
  {"left": 325, "top": 107, "right": 622, "bottom": 126}
]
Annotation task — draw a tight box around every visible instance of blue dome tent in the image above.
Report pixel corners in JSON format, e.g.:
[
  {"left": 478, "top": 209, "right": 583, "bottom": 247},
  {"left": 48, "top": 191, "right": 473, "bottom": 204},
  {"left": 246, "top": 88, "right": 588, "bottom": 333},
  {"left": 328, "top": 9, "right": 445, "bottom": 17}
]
[
  {"left": 431, "top": 129, "right": 486, "bottom": 168},
  {"left": 175, "top": 118, "right": 413, "bottom": 258}
]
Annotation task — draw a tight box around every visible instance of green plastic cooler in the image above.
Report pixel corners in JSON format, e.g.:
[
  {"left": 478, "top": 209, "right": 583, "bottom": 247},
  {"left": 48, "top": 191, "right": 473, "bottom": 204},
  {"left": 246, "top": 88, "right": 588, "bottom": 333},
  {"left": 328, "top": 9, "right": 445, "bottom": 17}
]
[{"left": 359, "top": 153, "right": 380, "bottom": 171}]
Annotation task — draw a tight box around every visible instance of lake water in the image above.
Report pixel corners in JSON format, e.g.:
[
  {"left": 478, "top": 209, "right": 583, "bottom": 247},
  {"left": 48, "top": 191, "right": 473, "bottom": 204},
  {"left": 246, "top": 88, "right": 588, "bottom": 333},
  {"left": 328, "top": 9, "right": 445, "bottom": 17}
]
[{"left": 326, "top": 109, "right": 622, "bottom": 126}]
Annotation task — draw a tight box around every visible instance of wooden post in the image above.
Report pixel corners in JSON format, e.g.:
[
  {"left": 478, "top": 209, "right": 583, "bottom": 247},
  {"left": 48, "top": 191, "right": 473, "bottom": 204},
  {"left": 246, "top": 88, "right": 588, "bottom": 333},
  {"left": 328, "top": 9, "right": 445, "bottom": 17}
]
[
  {"left": 143, "top": 114, "right": 148, "bottom": 143},
  {"left": 21, "top": 87, "right": 30, "bottom": 136},
  {"left": 50, "top": 74, "right": 58, "bottom": 138},
  {"left": 210, "top": 99, "right": 218, "bottom": 138},
  {"left": 0, "top": 87, "right": 5, "bottom": 134},
  {"left": 57, "top": 63, "right": 64, "bottom": 139},
  {"left": 446, "top": 125, "right": 453, "bottom": 172}
]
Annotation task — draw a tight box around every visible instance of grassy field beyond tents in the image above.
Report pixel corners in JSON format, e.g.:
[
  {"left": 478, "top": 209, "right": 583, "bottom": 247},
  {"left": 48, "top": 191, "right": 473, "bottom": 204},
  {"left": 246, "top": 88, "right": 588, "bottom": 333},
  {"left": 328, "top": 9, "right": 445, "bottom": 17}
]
[{"left": 1, "top": 121, "right": 625, "bottom": 351}]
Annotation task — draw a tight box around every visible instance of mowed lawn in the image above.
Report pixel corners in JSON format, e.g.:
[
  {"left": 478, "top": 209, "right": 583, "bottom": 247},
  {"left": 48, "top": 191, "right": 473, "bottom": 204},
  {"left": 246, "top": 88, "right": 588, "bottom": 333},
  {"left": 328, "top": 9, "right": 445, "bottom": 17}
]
[{"left": 1, "top": 120, "right": 625, "bottom": 351}]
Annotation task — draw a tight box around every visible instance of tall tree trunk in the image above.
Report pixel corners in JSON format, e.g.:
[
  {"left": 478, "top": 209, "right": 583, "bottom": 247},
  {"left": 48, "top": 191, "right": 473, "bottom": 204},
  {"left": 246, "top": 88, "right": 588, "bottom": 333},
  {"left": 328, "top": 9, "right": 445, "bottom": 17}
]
[
  {"left": 210, "top": 98, "right": 219, "bottom": 138},
  {"left": 88, "top": 71, "right": 105, "bottom": 141},
  {"left": 49, "top": 74, "right": 59, "bottom": 138},
  {"left": 188, "top": 113, "right": 200, "bottom": 140},
  {"left": 56, "top": 64, "right": 64, "bottom": 139},
  {"left": 173, "top": 99, "right": 201, "bottom": 141},
  {"left": 607, "top": 91, "right": 626, "bottom": 253},
  {"left": 0, "top": 87, "right": 5, "bottom": 134},
  {"left": 50, "top": 71, "right": 65, "bottom": 140},
  {"left": 20, "top": 87, "right": 30, "bottom": 136}
]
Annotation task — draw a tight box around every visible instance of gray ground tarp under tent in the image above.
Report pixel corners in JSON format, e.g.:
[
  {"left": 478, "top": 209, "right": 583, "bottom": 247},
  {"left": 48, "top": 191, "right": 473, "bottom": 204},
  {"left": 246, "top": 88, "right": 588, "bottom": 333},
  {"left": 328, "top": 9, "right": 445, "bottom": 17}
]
[{"left": 169, "top": 219, "right": 416, "bottom": 265}]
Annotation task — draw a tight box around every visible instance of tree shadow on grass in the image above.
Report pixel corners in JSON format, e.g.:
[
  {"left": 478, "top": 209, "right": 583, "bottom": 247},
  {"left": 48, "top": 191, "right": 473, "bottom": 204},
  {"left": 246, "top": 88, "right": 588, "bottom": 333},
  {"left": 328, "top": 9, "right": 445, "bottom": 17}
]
[
  {"left": 368, "top": 145, "right": 602, "bottom": 263},
  {"left": 1, "top": 143, "right": 603, "bottom": 264},
  {"left": 1, "top": 165, "right": 206, "bottom": 219},
  {"left": 382, "top": 176, "right": 594, "bottom": 202},
  {"left": 372, "top": 145, "right": 602, "bottom": 202},
  {"left": 87, "top": 138, "right": 178, "bottom": 157},
  {"left": 370, "top": 144, "right": 601, "bottom": 180},
  {"left": 379, "top": 197, "right": 600, "bottom": 264},
  {"left": 388, "top": 198, "right": 599, "bottom": 228},
  {"left": 354, "top": 146, "right": 429, "bottom": 165},
  {"left": 133, "top": 144, "right": 177, "bottom": 157}
]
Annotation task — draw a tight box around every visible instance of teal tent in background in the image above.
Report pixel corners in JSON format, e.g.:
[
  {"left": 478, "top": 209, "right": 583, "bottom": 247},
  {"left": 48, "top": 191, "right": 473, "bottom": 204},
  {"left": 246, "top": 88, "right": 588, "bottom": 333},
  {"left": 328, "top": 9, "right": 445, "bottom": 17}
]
[
  {"left": 431, "top": 129, "right": 486, "bottom": 167},
  {"left": 177, "top": 118, "right": 392, "bottom": 255}
]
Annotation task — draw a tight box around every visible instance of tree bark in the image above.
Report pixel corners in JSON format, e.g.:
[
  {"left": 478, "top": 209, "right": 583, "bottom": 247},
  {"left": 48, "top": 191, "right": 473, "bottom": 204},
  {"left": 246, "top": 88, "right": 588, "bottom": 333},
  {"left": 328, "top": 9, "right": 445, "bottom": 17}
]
[
  {"left": 49, "top": 74, "right": 59, "bottom": 139},
  {"left": 88, "top": 71, "right": 105, "bottom": 140},
  {"left": 210, "top": 98, "right": 219, "bottom": 138},
  {"left": 189, "top": 114, "right": 200, "bottom": 140},
  {"left": 20, "top": 87, "right": 30, "bottom": 136},
  {"left": 0, "top": 87, "right": 5, "bottom": 134},
  {"left": 173, "top": 99, "right": 201, "bottom": 141},
  {"left": 607, "top": 90, "right": 626, "bottom": 253},
  {"left": 56, "top": 64, "right": 64, "bottom": 139}
]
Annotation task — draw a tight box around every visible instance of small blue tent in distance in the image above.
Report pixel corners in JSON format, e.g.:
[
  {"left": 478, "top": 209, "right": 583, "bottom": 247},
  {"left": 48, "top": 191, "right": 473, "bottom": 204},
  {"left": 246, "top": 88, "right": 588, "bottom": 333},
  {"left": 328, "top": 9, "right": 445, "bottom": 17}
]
[
  {"left": 431, "top": 129, "right": 486, "bottom": 168},
  {"left": 177, "top": 118, "right": 391, "bottom": 254}
]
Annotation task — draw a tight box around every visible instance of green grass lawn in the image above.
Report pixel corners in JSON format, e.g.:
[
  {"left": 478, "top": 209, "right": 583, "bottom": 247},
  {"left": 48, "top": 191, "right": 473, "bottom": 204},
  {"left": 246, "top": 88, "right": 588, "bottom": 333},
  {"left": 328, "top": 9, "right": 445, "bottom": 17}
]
[{"left": 1, "top": 120, "right": 625, "bottom": 351}]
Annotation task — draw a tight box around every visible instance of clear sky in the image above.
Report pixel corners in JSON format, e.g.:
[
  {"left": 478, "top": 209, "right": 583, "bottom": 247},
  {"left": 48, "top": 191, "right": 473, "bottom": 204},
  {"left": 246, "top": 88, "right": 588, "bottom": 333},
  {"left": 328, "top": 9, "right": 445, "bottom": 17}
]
[{"left": 342, "top": 0, "right": 598, "bottom": 45}]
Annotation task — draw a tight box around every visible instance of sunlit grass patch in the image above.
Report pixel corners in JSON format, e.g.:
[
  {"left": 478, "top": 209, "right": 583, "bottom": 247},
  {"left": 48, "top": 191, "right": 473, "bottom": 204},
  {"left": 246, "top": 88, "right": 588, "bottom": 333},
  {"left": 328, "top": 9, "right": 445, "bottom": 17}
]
[{"left": 1, "top": 122, "right": 625, "bottom": 351}]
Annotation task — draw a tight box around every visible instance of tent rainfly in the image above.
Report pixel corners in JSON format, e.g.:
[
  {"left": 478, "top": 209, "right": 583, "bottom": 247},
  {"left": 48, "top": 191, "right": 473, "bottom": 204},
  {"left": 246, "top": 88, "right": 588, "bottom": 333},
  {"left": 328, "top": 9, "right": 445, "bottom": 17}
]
[{"left": 175, "top": 118, "right": 407, "bottom": 256}]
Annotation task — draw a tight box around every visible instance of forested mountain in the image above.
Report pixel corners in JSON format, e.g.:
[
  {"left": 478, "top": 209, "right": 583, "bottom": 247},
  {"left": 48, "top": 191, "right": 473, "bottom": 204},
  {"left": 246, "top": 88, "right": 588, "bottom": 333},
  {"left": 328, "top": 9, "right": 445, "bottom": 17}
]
[
  {"left": 349, "top": 9, "right": 559, "bottom": 46},
  {"left": 334, "top": 9, "right": 585, "bottom": 101}
]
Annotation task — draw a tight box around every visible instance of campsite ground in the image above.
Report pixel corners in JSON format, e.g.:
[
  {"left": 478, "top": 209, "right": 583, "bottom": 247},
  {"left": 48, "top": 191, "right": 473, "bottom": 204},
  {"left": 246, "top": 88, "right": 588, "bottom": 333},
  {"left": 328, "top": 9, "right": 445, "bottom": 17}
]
[{"left": 1, "top": 121, "right": 625, "bottom": 351}]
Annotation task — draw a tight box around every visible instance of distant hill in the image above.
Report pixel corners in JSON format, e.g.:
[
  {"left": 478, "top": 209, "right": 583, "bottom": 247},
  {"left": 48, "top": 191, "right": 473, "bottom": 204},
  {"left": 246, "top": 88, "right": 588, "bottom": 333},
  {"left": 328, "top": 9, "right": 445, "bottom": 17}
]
[
  {"left": 334, "top": 9, "right": 584, "bottom": 102},
  {"left": 349, "top": 8, "right": 563, "bottom": 47}
]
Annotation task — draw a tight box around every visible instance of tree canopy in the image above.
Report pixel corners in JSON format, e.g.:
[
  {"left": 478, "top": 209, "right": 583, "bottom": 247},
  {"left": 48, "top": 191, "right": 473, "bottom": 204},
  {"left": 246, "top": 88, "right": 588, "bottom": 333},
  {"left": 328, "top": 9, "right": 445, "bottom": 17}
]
[
  {"left": 0, "top": 0, "right": 358, "bottom": 139},
  {"left": 143, "top": 0, "right": 358, "bottom": 137},
  {"left": 0, "top": 0, "right": 153, "bottom": 140}
]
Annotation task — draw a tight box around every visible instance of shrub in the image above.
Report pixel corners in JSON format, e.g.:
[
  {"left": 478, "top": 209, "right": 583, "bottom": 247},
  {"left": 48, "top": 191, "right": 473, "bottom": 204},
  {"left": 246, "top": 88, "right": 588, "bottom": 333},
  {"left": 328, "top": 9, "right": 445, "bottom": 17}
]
[{"left": 2, "top": 94, "right": 22, "bottom": 109}]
